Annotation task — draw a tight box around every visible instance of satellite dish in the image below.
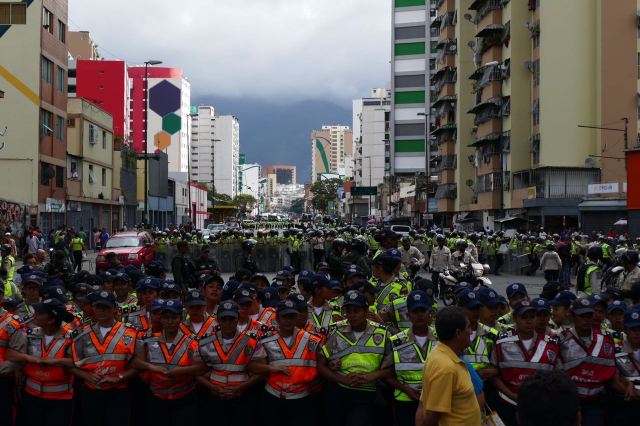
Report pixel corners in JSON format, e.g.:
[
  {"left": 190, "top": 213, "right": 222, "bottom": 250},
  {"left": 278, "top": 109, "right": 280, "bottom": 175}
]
[
  {"left": 467, "top": 40, "right": 476, "bottom": 48},
  {"left": 466, "top": 179, "right": 474, "bottom": 188}
]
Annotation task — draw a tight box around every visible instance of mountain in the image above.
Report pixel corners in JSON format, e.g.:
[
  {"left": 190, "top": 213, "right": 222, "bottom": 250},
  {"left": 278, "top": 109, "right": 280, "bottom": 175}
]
[{"left": 191, "top": 95, "right": 351, "bottom": 183}]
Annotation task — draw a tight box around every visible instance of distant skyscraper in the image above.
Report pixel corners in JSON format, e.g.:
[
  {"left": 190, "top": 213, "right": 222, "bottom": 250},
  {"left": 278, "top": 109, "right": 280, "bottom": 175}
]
[
  {"left": 213, "top": 115, "right": 240, "bottom": 197},
  {"left": 190, "top": 106, "right": 216, "bottom": 186},
  {"left": 263, "top": 165, "right": 296, "bottom": 185},
  {"left": 310, "top": 125, "right": 353, "bottom": 182}
]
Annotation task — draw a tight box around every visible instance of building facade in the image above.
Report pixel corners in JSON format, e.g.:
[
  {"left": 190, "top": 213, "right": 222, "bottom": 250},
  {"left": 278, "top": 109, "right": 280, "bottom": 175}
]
[
  {"left": 190, "top": 105, "right": 216, "bottom": 186},
  {"left": 213, "top": 115, "right": 240, "bottom": 197},
  {"left": 311, "top": 125, "right": 353, "bottom": 182},
  {"left": 262, "top": 165, "right": 296, "bottom": 185}
]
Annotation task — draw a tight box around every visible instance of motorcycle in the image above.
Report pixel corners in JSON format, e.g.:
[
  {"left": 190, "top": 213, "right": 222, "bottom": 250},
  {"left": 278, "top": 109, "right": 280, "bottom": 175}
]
[{"left": 438, "top": 262, "right": 492, "bottom": 306}]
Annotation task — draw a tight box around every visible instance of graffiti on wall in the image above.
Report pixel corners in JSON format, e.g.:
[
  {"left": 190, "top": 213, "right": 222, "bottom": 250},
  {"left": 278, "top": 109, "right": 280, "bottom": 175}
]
[{"left": 0, "top": 199, "right": 25, "bottom": 235}]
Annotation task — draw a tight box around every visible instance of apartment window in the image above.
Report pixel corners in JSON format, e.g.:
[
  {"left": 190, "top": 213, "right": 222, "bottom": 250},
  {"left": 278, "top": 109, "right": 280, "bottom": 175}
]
[
  {"left": 41, "top": 56, "right": 53, "bottom": 83},
  {"left": 532, "top": 99, "right": 540, "bottom": 126},
  {"left": 88, "top": 165, "right": 95, "bottom": 184},
  {"left": 42, "top": 7, "right": 53, "bottom": 33},
  {"left": 69, "top": 158, "right": 80, "bottom": 179},
  {"left": 55, "top": 115, "right": 64, "bottom": 140},
  {"left": 55, "top": 166, "right": 64, "bottom": 188},
  {"left": 40, "top": 109, "right": 52, "bottom": 136},
  {"left": 57, "top": 19, "right": 65, "bottom": 42},
  {"left": 102, "top": 130, "right": 107, "bottom": 149},
  {"left": 56, "top": 66, "right": 65, "bottom": 92},
  {"left": 101, "top": 168, "right": 106, "bottom": 186},
  {"left": 533, "top": 59, "right": 540, "bottom": 87},
  {"left": 0, "top": 3, "right": 27, "bottom": 24},
  {"left": 89, "top": 124, "right": 98, "bottom": 145}
]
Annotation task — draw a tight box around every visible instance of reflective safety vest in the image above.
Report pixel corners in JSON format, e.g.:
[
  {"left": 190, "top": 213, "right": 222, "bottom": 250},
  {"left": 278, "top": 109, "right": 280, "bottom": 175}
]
[
  {"left": 464, "top": 323, "right": 498, "bottom": 371},
  {"left": 260, "top": 329, "right": 321, "bottom": 399},
  {"left": 145, "top": 330, "right": 198, "bottom": 400},
  {"left": 180, "top": 316, "right": 217, "bottom": 339},
  {"left": 24, "top": 329, "right": 74, "bottom": 400},
  {"left": 373, "top": 278, "right": 407, "bottom": 311},
  {"left": 3, "top": 255, "right": 14, "bottom": 289},
  {"left": 581, "top": 264, "right": 599, "bottom": 296},
  {"left": 71, "top": 237, "right": 83, "bottom": 251},
  {"left": 390, "top": 330, "right": 437, "bottom": 401},
  {"left": 498, "top": 311, "right": 514, "bottom": 329},
  {"left": 156, "top": 237, "right": 168, "bottom": 253},
  {"left": 256, "top": 307, "right": 276, "bottom": 327},
  {"left": 198, "top": 330, "right": 258, "bottom": 389},
  {"left": 558, "top": 329, "right": 616, "bottom": 400},
  {"left": 322, "top": 320, "right": 389, "bottom": 392},
  {"left": 614, "top": 339, "right": 640, "bottom": 390},
  {"left": 71, "top": 322, "right": 137, "bottom": 390},
  {"left": 0, "top": 312, "right": 21, "bottom": 362},
  {"left": 601, "top": 243, "right": 611, "bottom": 259},
  {"left": 307, "top": 303, "right": 340, "bottom": 343},
  {"left": 124, "top": 308, "right": 150, "bottom": 333},
  {"left": 390, "top": 297, "right": 438, "bottom": 333},
  {"left": 494, "top": 331, "right": 559, "bottom": 405}
]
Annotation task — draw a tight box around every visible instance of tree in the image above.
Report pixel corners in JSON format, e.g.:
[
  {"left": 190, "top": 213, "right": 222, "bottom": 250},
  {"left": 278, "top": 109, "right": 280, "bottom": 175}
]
[
  {"left": 310, "top": 178, "right": 343, "bottom": 213},
  {"left": 233, "top": 194, "right": 257, "bottom": 215},
  {"left": 290, "top": 198, "right": 306, "bottom": 214}
]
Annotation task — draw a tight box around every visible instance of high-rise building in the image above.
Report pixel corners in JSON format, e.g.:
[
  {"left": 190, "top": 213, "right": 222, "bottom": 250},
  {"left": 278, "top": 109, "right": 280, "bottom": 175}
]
[
  {"left": 213, "top": 115, "right": 240, "bottom": 197},
  {"left": 238, "top": 163, "right": 261, "bottom": 215},
  {"left": 0, "top": 0, "right": 69, "bottom": 229},
  {"left": 351, "top": 89, "right": 391, "bottom": 217},
  {"left": 426, "top": 0, "right": 637, "bottom": 231},
  {"left": 67, "top": 30, "right": 99, "bottom": 61},
  {"left": 311, "top": 125, "right": 353, "bottom": 182},
  {"left": 190, "top": 105, "right": 216, "bottom": 186},
  {"left": 128, "top": 66, "right": 191, "bottom": 173},
  {"left": 263, "top": 165, "right": 296, "bottom": 185}
]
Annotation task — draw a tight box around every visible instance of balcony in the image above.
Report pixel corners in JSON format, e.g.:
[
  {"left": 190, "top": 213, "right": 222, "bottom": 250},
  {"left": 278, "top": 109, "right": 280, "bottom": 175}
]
[
  {"left": 470, "top": 0, "right": 503, "bottom": 23},
  {"left": 435, "top": 183, "right": 457, "bottom": 200},
  {"left": 439, "top": 139, "right": 456, "bottom": 156},
  {"left": 439, "top": 169, "right": 456, "bottom": 184},
  {"left": 476, "top": 153, "right": 501, "bottom": 175},
  {"left": 473, "top": 104, "right": 502, "bottom": 126},
  {"left": 438, "top": 198, "right": 456, "bottom": 212},
  {"left": 432, "top": 155, "right": 457, "bottom": 173}
]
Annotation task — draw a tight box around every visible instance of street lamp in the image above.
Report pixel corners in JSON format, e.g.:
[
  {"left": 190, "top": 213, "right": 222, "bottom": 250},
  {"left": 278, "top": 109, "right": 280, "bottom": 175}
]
[{"left": 143, "top": 59, "right": 162, "bottom": 226}]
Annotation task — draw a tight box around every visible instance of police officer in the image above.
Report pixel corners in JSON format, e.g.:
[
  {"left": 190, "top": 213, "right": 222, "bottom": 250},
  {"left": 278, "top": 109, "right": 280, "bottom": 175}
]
[
  {"left": 370, "top": 248, "right": 408, "bottom": 312},
  {"left": 0, "top": 284, "right": 25, "bottom": 426},
  {"left": 125, "top": 278, "right": 160, "bottom": 333},
  {"left": 171, "top": 241, "right": 197, "bottom": 290},
  {"left": 548, "top": 290, "right": 577, "bottom": 332},
  {"left": 112, "top": 272, "right": 136, "bottom": 310},
  {"left": 428, "top": 234, "right": 450, "bottom": 299},
  {"left": 70, "top": 231, "right": 85, "bottom": 272},
  {"left": 195, "top": 246, "right": 219, "bottom": 276},
  {"left": 498, "top": 283, "right": 529, "bottom": 329},
  {"left": 304, "top": 274, "right": 341, "bottom": 342},
  {"left": 70, "top": 290, "right": 138, "bottom": 426},
  {"left": 236, "top": 239, "right": 259, "bottom": 275},
  {"left": 0, "top": 244, "right": 17, "bottom": 300},
  {"left": 386, "top": 290, "right": 437, "bottom": 426},
  {"left": 181, "top": 289, "right": 217, "bottom": 338},
  {"left": 16, "top": 274, "right": 44, "bottom": 324},
  {"left": 458, "top": 290, "right": 499, "bottom": 382},
  {"left": 318, "top": 290, "right": 393, "bottom": 426},
  {"left": 576, "top": 246, "right": 602, "bottom": 296}
]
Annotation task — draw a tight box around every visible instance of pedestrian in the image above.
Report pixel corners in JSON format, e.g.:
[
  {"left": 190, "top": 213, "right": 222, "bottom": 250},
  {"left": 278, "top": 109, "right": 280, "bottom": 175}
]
[
  {"left": 70, "top": 231, "right": 86, "bottom": 272},
  {"left": 428, "top": 234, "right": 450, "bottom": 299},
  {"left": 171, "top": 241, "right": 196, "bottom": 290},
  {"left": 539, "top": 244, "right": 561, "bottom": 283},
  {"left": 416, "top": 306, "right": 481, "bottom": 426}
]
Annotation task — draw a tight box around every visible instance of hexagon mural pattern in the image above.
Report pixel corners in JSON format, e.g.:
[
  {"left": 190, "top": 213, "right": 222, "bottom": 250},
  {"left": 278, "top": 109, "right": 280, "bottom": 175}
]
[
  {"left": 162, "top": 113, "right": 181, "bottom": 135},
  {"left": 149, "top": 80, "right": 181, "bottom": 117},
  {"left": 154, "top": 131, "right": 171, "bottom": 150}
]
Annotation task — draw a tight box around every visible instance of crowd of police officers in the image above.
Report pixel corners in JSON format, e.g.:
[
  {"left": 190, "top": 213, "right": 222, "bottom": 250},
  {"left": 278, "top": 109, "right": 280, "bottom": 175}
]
[{"left": 0, "top": 224, "right": 640, "bottom": 426}]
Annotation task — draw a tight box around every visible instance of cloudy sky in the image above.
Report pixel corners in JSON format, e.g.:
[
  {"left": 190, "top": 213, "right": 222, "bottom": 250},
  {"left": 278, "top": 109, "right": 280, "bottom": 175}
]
[{"left": 69, "top": 0, "right": 391, "bottom": 105}]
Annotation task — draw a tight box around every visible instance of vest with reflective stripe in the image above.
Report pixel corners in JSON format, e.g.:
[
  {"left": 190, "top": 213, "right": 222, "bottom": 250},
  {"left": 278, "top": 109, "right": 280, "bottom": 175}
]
[
  {"left": 198, "top": 330, "right": 257, "bottom": 389},
  {"left": 180, "top": 316, "right": 217, "bottom": 339},
  {"left": 261, "top": 329, "right": 320, "bottom": 399},
  {"left": 0, "top": 312, "right": 20, "bottom": 362},
  {"left": 24, "top": 330, "right": 74, "bottom": 400},
  {"left": 582, "top": 264, "right": 599, "bottom": 296},
  {"left": 322, "top": 320, "right": 389, "bottom": 392},
  {"left": 374, "top": 280, "right": 406, "bottom": 311},
  {"left": 391, "top": 331, "right": 436, "bottom": 401},
  {"left": 307, "top": 303, "right": 340, "bottom": 343},
  {"left": 145, "top": 331, "right": 197, "bottom": 399},
  {"left": 257, "top": 307, "right": 276, "bottom": 327},
  {"left": 3, "top": 255, "right": 14, "bottom": 288},
  {"left": 615, "top": 350, "right": 640, "bottom": 390},
  {"left": 71, "top": 238, "right": 83, "bottom": 251},
  {"left": 559, "top": 329, "right": 616, "bottom": 399},
  {"left": 495, "top": 332, "right": 558, "bottom": 404},
  {"left": 71, "top": 322, "right": 137, "bottom": 390},
  {"left": 464, "top": 324, "right": 498, "bottom": 370}
]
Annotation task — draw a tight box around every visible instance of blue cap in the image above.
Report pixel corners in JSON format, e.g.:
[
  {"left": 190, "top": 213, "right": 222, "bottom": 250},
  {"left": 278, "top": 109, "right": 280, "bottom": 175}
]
[
  {"left": 603, "top": 287, "right": 623, "bottom": 300},
  {"left": 1, "top": 297, "right": 19, "bottom": 309},
  {"left": 571, "top": 297, "right": 594, "bottom": 315},
  {"left": 110, "top": 271, "right": 130, "bottom": 282},
  {"left": 379, "top": 230, "right": 400, "bottom": 240},
  {"left": 43, "top": 285, "right": 67, "bottom": 302},
  {"left": 513, "top": 300, "right": 536, "bottom": 316},
  {"left": 351, "top": 279, "right": 381, "bottom": 294},
  {"left": 344, "top": 265, "right": 366, "bottom": 279},
  {"left": 185, "top": 289, "right": 206, "bottom": 307},
  {"left": 317, "top": 261, "right": 329, "bottom": 271},
  {"left": 151, "top": 298, "right": 166, "bottom": 312},
  {"left": 92, "top": 290, "right": 116, "bottom": 308},
  {"left": 496, "top": 295, "right": 508, "bottom": 306},
  {"left": 124, "top": 264, "right": 139, "bottom": 274},
  {"left": 382, "top": 248, "right": 403, "bottom": 261},
  {"left": 407, "top": 290, "right": 433, "bottom": 312},
  {"left": 22, "top": 274, "right": 44, "bottom": 287},
  {"left": 297, "top": 270, "right": 314, "bottom": 282},
  {"left": 327, "top": 280, "right": 342, "bottom": 291},
  {"left": 233, "top": 288, "right": 253, "bottom": 304},
  {"left": 531, "top": 298, "right": 550, "bottom": 312},
  {"left": 453, "top": 282, "right": 472, "bottom": 295},
  {"left": 477, "top": 287, "right": 501, "bottom": 307},
  {"left": 45, "top": 277, "right": 65, "bottom": 289},
  {"left": 160, "top": 280, "right": 181, "bottom": 294},
  {"left": 624, "top": 306, "right": 640, "bottom": 328},
  {"left": 549, "top": 290, "right": 577, "bottom": 307},
  {"left": 161, "top": 299, "right": 183, "bottom": 314},
  {"left": 282, "top": 265, "right": 295, "bottom": 273},
  {"left": 276, "top": 299, "right": 300, "bottom": 316},
  {"left": 217, "top": 300, "right": 239, "bottom": 319},
  {"left": 259, "top": 287, "right": 280, "bottom": 308},
  {"left": 506, "top": 283, "right": 528, "bottom": 299},
  {"left": 607, "top": 300, "right": 627, "bottom": 314},
  {"left": 343, "top": 290, "right": 368, "bottom": 308},
  {"left": 458, "top": 289, "right": 482, "bottom": 309},
  {"left": 136, "top": 277, "right": 159, "bottom": 291},
  {"left": 587, "top": 294, "right": 607, "bottom": 306},
  {"left": 286, "top": 293, "right": 307, "bottom": 311},
  {"left": 32, "top": 299, "right": 74, "bottom": 322},
  {"left": 414, "top": 278, "right": 436, "bottom": 297},
  {"left": 312, "top": 274, "right": 330, "bottom": 288}
]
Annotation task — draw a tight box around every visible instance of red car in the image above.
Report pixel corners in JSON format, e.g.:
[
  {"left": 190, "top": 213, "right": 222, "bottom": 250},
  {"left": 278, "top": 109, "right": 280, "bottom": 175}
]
[{"left": 96, "top": 231, "right": 155, "bottom": 272}]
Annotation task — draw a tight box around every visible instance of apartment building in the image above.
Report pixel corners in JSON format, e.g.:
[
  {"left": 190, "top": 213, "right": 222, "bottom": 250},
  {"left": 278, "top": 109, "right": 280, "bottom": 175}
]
[{"left": 311, "top": 125, "right": 353, "bottom": 182}]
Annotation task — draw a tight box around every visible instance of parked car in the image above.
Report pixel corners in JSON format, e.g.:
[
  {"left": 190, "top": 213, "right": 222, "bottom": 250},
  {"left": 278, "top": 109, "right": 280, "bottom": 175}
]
[
  {"left": 96, "top": 231, "right": 155, "bottom": 272},
  {"left": 390, "top": 225, "right": 412, "bottom": 237},
  {"left": 207, "top": 223, "right": 226, "bottom": 233}
]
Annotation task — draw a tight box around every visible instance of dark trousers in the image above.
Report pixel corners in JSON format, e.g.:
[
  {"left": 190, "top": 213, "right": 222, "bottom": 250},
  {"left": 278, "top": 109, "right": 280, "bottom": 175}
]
[
  {"left": 313, "top": 249, "right": 325, "bottom": 269},
  {"left": 494, "top": 254, "right": 504, "bottom": 274},
  {"left": 395, "top": 400, "right": 418, "bottom": 426},
  {"left": 605, "top": 391, "right": 640, "bottom": 426},
  {"left": 260, "top": 390, "right": 315, "bottom": 426},
  {"left": 148, "top": 393, "right": 196, "bottom": 426},
  {"left": 21, "top": 392, "right": 72, "bottom": 426},
  {"left": 290, "top": 252, "right": 302, "bottom": 271},
  {"left": 580, "top": 397, "right": 605, "bottom": 426},
  {"left": 544, "top": 269, "right": 559, "bottom": 282},
  {"left": 324, "top": 383, "right": 376, "bottom": 426},
  {"left": 72, "top": 250, "right": 83, "bottom": 272},
  {"left": 208, "top": 392, "right": 254, "bottom": 426},
  {"left": 0, "top": 377, "right": 15, "bottom": 426},
  {"left": 129, "top": 377, "right": 150, "bottom": 426},
  {"left": 80, "top": 387, "right": 130, "bottom": 426},
  {"left": 431, "top": 272, "right": 442, "bottom": 298},
  {"left": 494, "top": 397, "right": 517, "bottom": 426}
]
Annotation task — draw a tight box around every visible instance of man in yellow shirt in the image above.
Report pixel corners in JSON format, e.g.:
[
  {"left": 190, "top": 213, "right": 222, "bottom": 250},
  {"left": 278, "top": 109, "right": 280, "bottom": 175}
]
[{"left": 417, "top": 306, "right": 481, "bottom": 426}]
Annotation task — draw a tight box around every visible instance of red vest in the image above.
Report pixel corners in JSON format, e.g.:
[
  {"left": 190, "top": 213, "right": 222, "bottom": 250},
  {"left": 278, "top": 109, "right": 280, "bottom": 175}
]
[
  {"left": 24, "top": 329, "right": 74, "bottom": 400},
  {"left": 71, "top": 322, "right": 137, "bottom": 390},
  {"left": 257, "top": 307, "right": 276, "bottom": 327},
  {"left": 198, "top": 330, "right": 258, "bottom": 390},
  {"left": 0, "top": 312, "right": 20, "bottom": 363},
  {"left": 180, "top": 316, "right": 217, "bottom": 339},
  {"left": 260, "top": 329, "right": 320, "bottom": 399},
  {"left": 495, "top": 331, "right": 559, "bottom": 405},
  {"left": 145, "top": 331, "right": 198, "bottom": 400},
  {"left": 559, "top": 328, "right": 616, "bottom": 399}
]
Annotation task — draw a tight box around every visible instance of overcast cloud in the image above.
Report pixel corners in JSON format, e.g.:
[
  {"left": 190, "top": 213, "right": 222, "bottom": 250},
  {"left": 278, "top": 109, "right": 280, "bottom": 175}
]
[{"left": 69, "top": 0, "right": 391, "bottom": 104}]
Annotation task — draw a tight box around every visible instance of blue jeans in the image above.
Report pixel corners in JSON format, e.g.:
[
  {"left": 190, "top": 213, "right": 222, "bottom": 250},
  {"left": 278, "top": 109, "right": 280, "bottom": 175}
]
[{"left": 561, "top": 262, "right": 572, "bottom": 286}]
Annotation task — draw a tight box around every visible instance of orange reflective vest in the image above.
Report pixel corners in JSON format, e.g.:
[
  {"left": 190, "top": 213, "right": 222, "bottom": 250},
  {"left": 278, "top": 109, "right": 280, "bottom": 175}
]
[
  {"left": 24, "top": 329, "right": 74, "bottom": 400},
  {"left": 198, "top": 330, "right": 257, "bottom": 390},
  {"left": 71, "top": 322, "right": 137, "bottom": 390},
  {"left": 145, "top": 330, "right": 198, "bottom": 400},
  {"left": 0, "top": 312, "right": 20, "bottom": 362},
  {"left": 260, "top": 329, "right": 320, "bottom": 399},
  {"left": 181, "top": 316, "right": 217, "bottom": 339},
  {"left": 256, "top": 307, "right": 276, "bottom": 327}
]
